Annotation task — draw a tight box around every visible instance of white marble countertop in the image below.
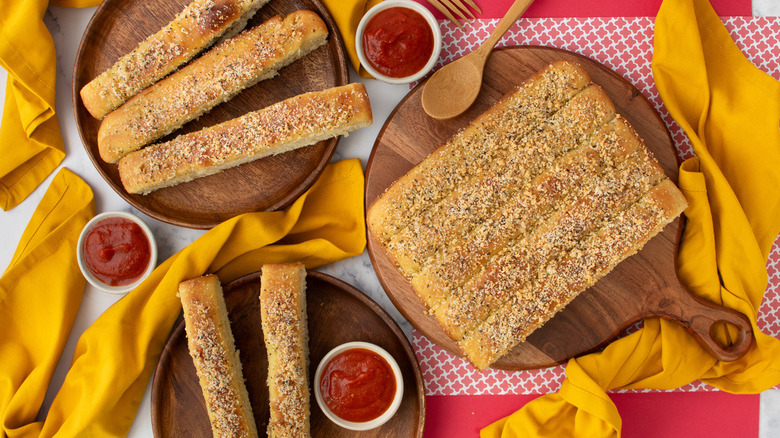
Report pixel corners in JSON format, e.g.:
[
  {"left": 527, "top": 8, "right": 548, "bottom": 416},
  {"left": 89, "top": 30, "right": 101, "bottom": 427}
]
[{"left": 0, "top": 2, "right": 778, "bottom": 437}]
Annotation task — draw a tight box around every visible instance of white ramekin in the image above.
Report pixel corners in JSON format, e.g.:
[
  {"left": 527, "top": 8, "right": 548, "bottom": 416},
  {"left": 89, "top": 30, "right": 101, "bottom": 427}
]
[
  {"left": 314, "top": 341, "right": 404, "bottom": 430},
  {"left": 76, "top": 211, "right": 157, "bottom": 294},
  {"left": 356, "top": 0, "right": 443, "bottom": 84}
]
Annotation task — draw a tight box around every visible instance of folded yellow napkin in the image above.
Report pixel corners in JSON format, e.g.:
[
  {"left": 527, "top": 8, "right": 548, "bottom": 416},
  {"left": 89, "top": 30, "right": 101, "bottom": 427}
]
[
  {"left": 481, "top": 0, "right": 780, "bottom": 436},
  {"left": 322, "top": 0, "right": 383, "bottom": 78},
  {"left": 0, "top": 159, "right": 366, "bottom": 437},
  {"left": 0, "top": 0, "right": 99, "bottom": 211}
]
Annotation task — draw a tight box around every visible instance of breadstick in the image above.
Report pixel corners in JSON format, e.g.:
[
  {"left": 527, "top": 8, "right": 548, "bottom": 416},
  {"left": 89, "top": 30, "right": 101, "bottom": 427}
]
[
  {"left": 178, "top": 274, "right": 258, "bottom": 438},
  {"left": 118, "top": 83, "right": 372, "bottom": 194},
  {"left": 260, "top": 263, "right": 310, "bottom": 438}
]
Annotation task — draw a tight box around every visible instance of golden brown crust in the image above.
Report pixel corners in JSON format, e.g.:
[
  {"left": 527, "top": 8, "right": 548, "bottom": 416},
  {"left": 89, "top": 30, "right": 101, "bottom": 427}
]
[
  {"left": 367, "top": 61, "right": 688, "bottom": 370},
  {"left": 117, "top": 83, "right": 372, "bottom": 194},
  {"left": 178, "top": 274, "right": 258, "bottom": 438},
  {"left": 98, "top": 11, "right": 329, "bottom": 163},
  {"left": 81, "top": 0, "right": 270, "bottom": 120},
  {"left": 260, "top": 263, "right": 310, "bottom": 438},
  {"left": 366, "top": 60, "right": 592, "bottom": 243}
]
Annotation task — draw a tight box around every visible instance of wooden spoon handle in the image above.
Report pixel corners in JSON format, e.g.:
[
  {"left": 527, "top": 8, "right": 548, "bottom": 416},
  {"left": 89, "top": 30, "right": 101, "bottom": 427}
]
[
  {"left": 476, "top": 0, "right": 535, "bottom": 57},
  {"left": 648, "top": 281, "right": 753, "bottom": 362}
]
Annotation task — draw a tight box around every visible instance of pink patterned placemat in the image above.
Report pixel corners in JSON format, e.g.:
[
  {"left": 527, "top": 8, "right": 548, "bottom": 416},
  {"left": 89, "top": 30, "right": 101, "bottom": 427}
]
[{"left": 413, "top": 16, "right": 780, "bottom": 396}]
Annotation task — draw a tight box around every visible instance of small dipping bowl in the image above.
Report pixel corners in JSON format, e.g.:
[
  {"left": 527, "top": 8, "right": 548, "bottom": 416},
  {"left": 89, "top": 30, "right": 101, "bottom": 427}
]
[
  {"left": 77, "top": 211, "right": 157, "bottom": 294},
  {"left": 356, "top": 0, "right": 442, "bottom": 84},
  {"left": 314, "top": 341, "right": 404, "bottom": 430}
]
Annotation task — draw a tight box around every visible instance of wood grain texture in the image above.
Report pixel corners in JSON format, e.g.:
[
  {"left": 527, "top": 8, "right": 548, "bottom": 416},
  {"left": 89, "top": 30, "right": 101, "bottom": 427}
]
[
  {"left": 152, "top": 271, "right": 425, "bottom": 437},
  {"left": 73, "top": 0, "right": 349, "bottom": 229},
  {"left": 365, "top": 46, "right": 752, "bottom": 370}
]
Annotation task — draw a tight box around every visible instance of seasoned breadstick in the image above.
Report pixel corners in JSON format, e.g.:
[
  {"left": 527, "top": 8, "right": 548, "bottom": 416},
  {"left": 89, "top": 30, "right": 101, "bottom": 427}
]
[
  {"left": 98, "top": 11, "right": 329, "bottom": 163},
  {"left": 367, "top": 60, "right": 592, "bottom": 242},
  {"left": 260, "top": 263, "right": 310, "bottom": 438},
  {"left": 118, "top": 83, "right": 372, "bottom": 194},
  {"left": 178, "top": 274, "right": 258, "bottom": 438},
  {"left": 80, "top": 0, "right": 270, "bottom": 119}
]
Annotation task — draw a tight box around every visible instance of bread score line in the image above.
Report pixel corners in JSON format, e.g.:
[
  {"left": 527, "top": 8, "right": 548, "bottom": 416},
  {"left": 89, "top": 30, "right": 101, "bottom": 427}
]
[
  {"left": 178, "top": 274, "right": 259, "bottom": 438},
  {"left": 367, "top": 60, "right": 688, "bottom": 370},
  {"left": 260, "top": 263, "right": 311, "bottom": 438},
  {"left": 98, "top": 10, "right": 329, "bottom": 164},
  {"left": 118, "top": 82, "right": 372, "bottom": 194},
  {"left": 81, "top": 0, "right": 270, "bottom": 120}
]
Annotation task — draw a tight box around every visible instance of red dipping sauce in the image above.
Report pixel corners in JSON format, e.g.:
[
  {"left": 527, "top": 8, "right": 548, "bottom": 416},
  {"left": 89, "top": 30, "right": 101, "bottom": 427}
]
[
  {"left": 362, "top": 7, "right": 434, "bottom": 78},
  {"left": 82, "top": 217, "right": 151, "bottom": 286},
  {"left": 319, "top": 348, "right": 397, "bottom": 423}
]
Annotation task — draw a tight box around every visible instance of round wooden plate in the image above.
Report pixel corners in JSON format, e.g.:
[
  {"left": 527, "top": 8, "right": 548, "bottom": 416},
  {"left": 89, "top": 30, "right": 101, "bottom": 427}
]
[
  {"left": 151, "top": 271, "right": 425, "bottom": 437},
  {"left": 365, "top": 46, "right": 752, "bottom": 370},
  {"left": 73, "top": 0, "right": 349, "bottom": 229}
]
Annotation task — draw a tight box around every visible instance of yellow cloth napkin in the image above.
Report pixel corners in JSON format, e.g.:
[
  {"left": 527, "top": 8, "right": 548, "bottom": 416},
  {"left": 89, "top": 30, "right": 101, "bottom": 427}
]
[
  {"left": 322, "top": 0, "right": 383, "bottom": 78},
  {"left": 0, "top": 0, "right": 99, "bottom": 211},
  {"left": 481, "top": 0, "right": 780, "bottom": 436},
  {"left": 0, "top": 159, "right": 366, "bottom": 437}
]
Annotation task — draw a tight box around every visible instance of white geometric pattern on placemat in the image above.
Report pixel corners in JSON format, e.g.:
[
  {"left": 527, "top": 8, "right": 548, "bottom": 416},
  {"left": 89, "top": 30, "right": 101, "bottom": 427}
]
[{"left": 414, "top": 16, "right": 780, "bottom": 396}]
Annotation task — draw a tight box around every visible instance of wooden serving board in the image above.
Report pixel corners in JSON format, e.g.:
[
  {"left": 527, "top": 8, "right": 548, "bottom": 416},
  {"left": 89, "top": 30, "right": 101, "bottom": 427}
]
[
  {"left": 365, "top": 46, "right": 752, "bottom": 370},
  {"left": 151, "top": 271, "right": 425, "bottom": 437},
  {"left": 73, "top": 0, "right": 348, "bottom": 229}
]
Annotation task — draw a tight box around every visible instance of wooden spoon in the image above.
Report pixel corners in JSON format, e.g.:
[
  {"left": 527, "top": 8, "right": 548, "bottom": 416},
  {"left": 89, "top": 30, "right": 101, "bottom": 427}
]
[{"left": 421, "top": 0, "right": 535, "bottom": 119}]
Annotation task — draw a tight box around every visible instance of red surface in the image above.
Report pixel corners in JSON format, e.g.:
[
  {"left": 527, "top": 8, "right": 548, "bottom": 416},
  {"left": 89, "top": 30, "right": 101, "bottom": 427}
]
[
  {"left": 417, "top": 0, "right": 751, "bottom": 18},
  {"left": 363, "top": 7, "right": 434, "bottom": 78},
  {"left": 423, "top": 393, "right": 759, "bottom": 437}
]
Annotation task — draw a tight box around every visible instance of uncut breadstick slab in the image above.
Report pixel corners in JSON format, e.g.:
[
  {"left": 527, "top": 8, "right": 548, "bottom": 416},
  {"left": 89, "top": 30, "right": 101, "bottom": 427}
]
[
  {"left": 98, "top": 10, "right": 329, "bottom": 163},
  {"left": 118, "top": 82, "right": 372, "bottom": 194},
  {"left": 368, "top": 61, "right": 687, "bottom": 370},
  {"left": 178, "top": 274, "right": 258, "bottom": 438},
  {"left": 81, "top": 0, "right": 269, "bottom": 120},
  {"left": 260, "top": 263, "right": 310, "bottom": 438}
]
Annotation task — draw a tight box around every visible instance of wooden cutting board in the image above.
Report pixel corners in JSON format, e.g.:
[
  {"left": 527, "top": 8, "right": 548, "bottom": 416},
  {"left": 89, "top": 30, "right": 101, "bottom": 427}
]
[
  {"left": 365, "top": 46, "right": 752, "bottom": 370},
  {"left": 151, "top": 271, "right": 425, "bottom": 437},
  {"left": 73, "top": 0, "right": 348, "bottom": 229}
]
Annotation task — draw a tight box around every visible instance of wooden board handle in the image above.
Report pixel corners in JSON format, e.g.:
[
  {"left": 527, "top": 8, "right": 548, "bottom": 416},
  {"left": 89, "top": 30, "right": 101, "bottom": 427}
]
[{"left": 650, "top": 282, "right": 753, "bottom": 362}]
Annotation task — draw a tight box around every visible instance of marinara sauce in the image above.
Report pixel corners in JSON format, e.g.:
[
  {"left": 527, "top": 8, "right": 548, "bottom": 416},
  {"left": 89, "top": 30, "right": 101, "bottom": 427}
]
[
  {"left": 362, "top": 7, "right": 434, "bottom": 78},
  {"left": 83, "top": 217, "right": 151, "bottom": 286},
  {"left": 319, "top": 348, "right": 397, "bottom": 422}
]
